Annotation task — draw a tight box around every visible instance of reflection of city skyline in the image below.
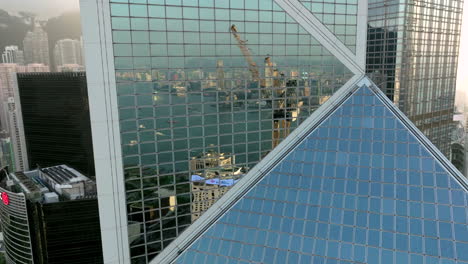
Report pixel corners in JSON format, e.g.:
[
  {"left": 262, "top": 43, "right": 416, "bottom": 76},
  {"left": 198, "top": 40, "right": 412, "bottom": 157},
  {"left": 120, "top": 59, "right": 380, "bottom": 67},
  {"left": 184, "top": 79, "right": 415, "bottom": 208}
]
[
  {"left": 117, "top": 51, "right": 351, "bottom": 175},
  {"left": 117, "top": 53, "right": 351, "bottom": 186},
  {"left": 117, "top": 47, "right": 352, "bottom": 259}
]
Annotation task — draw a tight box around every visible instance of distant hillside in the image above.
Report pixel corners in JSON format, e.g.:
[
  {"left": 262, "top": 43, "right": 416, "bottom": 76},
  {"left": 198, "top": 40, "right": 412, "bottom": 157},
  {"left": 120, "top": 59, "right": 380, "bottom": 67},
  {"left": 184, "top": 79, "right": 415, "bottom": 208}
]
[
  {"left": 45, "top": 11, "right": 82, "bottom": 68},
  {"left": 0, "top": 9, "right": 31, "bottom": 51},
  {"left": 0, "top": 9, "right": 82, "bottom": 67}
]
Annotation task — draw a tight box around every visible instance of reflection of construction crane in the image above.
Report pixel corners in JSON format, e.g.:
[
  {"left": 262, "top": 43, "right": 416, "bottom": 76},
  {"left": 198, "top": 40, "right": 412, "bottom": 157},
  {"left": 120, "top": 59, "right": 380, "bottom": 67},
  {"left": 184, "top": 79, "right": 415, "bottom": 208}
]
[
  {"left": 230, "top": 25, "right": 260, "bottom": 81},
  {"left": 230, "top": 25, "right": 303, "bottom": 148},
  {"left": 264, "top": 56, "right": 282, "bottom": 88}
]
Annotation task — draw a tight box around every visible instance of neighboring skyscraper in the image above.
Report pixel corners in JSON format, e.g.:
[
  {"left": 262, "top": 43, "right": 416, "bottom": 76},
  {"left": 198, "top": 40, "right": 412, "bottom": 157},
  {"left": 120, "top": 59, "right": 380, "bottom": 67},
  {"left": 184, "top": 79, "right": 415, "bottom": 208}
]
[
  {"left": 154, "top": 77, "right": 468, "bottom": 264},
  {"left": 0, "top": 64, "right": 49, "bottom": 172},
  {"left": 23, "top": 24, "right": 50, "bottom": 66},
  {"left": 16, "top": 72, "right": 95, "bottom": 177},
  {"left": 53, "top": 39, "right": 84, "bottom": 70},
  {"left": 451, "top": 113, "right": 465, "bottom": 175},
  {"left": 24, "top": 63, "right": 51, "bottom": 73},
  {"left": 0, "top": 133, "right": 14, "bottom": 171},
  {"left": 0, "top": 176, "right": 34, "bottom": 264},
  {"left": 0, "top": 165, "right": 103, "bottom": 264},
  {"left": 1, "top": 45, "right": 25, "bottom": 64},
  {"left": 366, "top": 0, "right": 464, "bottom": 157},
  {"left": 0, "top": 64, "right": 21, "bottom": 132}
]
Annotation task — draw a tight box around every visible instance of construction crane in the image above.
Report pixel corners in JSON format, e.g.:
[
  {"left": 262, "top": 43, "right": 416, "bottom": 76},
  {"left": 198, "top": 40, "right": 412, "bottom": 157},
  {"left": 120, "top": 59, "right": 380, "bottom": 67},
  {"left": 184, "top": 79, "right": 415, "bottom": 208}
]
[
  {"left": 230, "top": 25, "right": 304, "bottom": 148},
  {"left": 230, "top": 25, "right": 260, "bottom": 81}
]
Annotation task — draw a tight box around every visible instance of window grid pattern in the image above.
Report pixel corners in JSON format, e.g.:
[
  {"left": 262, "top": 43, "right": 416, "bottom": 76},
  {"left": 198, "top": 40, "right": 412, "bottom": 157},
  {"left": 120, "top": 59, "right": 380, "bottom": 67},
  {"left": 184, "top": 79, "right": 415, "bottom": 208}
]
[
  {"left": 0, "top": 189, "right": 34, "bottom": 264},
  {"left": 299, "top": 0, "right": 358, "bottom": 52},
  {"left": 108, "top": 0, "right": 355, "bottom": 262},
  {"left": 366, "top": 0, "right": 464, "bottom": 157},
  {"left": 176, "top": 85, "right": 468, "bottom": 264}
]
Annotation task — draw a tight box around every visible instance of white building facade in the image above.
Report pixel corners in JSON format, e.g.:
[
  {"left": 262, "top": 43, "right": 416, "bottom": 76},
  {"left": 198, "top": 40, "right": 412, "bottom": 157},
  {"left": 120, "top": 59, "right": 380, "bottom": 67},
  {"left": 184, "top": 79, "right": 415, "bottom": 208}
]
[{"left": 1, "top": 46, "right": 25, "bottom": 65}]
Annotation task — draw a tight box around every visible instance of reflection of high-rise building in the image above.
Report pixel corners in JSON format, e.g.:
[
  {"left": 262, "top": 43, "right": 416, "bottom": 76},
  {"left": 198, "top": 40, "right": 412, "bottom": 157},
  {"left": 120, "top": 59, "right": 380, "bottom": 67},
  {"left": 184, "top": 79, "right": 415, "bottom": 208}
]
[
  {"left": 189, "top": 151, "right": 233, "bottom": 173},
  {"left": 1, "top": 46, "right": 24, "bottom": 64},
  {"left": 189, "top": 151, "right": 240, "bottom": 221},
  {"left": 53, "top": 39, "right": 84, "bottom": 70},
  {"left": 80, "top": 0, "right": 366, "bottom": 262},
  {"left": 23, "top": 24, "right": 50, "bottom": 65},
  {"left": 216, "top": 60, "right": 225, "bottom": 90},
  {"left": 366, "top": 1, "right": 464, "bottom": 157},
  {"left": 154, "top": 77, "right": 468, "bottom": 264},
  {"left": 0, "top": 165, "right": 103, "bottom": 264},
  {"left": 190, "top": 183, "right": 229, "bottom": 221},
  {"left": 16, "top": 72, "right": 95, "bottom": 177}
]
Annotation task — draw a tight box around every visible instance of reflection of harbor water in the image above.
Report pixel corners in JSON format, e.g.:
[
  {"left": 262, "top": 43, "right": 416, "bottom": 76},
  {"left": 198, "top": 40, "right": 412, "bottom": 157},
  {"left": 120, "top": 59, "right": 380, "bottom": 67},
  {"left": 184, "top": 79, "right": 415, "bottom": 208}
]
[
  {"left": 122, "top": 75, "right": 344, "bottom": 174},
  {"left": 155, "top": 91, "right": 292, "bottom": 147},
  {"left": 122, "top": 72, "right": 349, "bottom": 252},
  {"left": 145, "top": 78, "right": 339, "bottom": 175}
]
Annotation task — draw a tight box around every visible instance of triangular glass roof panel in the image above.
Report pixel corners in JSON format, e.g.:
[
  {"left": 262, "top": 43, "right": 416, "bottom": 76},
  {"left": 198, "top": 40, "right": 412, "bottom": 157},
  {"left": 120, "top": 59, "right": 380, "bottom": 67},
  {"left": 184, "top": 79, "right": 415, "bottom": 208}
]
[{"left": 153, "top": 76, "right": 468, "bottom": 264}]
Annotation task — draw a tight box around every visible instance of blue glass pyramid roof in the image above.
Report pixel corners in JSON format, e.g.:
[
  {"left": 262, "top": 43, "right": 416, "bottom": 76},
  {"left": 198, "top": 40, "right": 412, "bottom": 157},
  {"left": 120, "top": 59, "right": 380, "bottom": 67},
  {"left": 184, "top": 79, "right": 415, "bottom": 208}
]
[{"left": 154, "top": 77, "right": 468, "bottom": 264}]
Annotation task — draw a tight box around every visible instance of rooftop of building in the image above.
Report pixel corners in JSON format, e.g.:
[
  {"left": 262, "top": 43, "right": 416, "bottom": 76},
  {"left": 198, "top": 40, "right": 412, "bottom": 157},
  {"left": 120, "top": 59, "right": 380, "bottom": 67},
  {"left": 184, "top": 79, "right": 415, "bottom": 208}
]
[
  {"left": 16, "top": 71, "right": 85, "bottom": 77},
  {"left": 6, "top": 164, "right": 97, "bottom": 203}
]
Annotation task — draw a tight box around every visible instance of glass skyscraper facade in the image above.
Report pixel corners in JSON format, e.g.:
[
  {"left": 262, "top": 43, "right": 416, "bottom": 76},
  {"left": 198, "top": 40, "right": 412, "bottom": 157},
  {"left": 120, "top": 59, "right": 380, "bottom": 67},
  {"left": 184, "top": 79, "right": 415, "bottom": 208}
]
[
  {"left": 16, "top": 72, "right": 95, "bottom": 177},
  {"left": 111, "top": 3, "right": 359, "bottom": 261},
  {"left": 155, "top": 77, "right": 468, "bottom": 264},
  {"left": 114, "top": 1, "right": 358, "bottom": 261},
  {"left": 83, "top": 0, "right": 468, "bottom": 263},
  {"left": 299, "top": 0, "right": 358, "bottom": 52},
  {"left": 366, "top": 0, "right": 464, "bottom": 157}
]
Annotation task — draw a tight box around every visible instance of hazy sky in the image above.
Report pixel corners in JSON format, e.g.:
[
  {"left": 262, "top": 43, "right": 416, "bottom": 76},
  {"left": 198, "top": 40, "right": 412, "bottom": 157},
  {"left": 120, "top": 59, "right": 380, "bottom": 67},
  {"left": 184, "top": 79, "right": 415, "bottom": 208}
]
[{"left": 0, "top": 0, "right": 79, "bottom": 18}]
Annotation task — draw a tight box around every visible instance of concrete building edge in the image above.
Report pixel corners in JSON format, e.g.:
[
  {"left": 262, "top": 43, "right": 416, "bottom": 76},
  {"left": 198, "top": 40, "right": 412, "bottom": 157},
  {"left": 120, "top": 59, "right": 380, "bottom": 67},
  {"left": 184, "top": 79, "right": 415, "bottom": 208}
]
[{"left": 80, "top": 0, "right": 130, "bottom": 263}]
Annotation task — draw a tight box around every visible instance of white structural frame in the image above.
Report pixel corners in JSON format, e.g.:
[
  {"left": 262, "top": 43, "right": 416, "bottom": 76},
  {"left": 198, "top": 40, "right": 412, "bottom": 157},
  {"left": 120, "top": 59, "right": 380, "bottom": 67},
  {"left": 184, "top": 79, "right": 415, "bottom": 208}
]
[
  {"left": 80, "top": 0, "right": 369, "bottom": 263},
  {"left": 275, "top": 0, "right": 367, "bottom": 74},
  {"left": 80, "top": 0, "right": 130, "bottom": 263},
  {"left": 356, "top": 0, "right": 368, "bottom": 68}
]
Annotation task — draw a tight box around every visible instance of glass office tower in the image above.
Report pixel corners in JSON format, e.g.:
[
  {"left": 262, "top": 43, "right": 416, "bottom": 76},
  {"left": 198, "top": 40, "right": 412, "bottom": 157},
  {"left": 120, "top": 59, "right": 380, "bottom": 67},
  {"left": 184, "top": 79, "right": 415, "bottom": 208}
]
[
  {"left": 16, "top": 72, "right": 95, "bottom": 177},
  {"left": 155, "top": 77, "right": 468, "bottom": 264},
  {"left": 366, "top": 0, "right": 464, "bottom": 157},
  {"left": 80, "top": 0, "right": 367, "bottom": 262}
]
